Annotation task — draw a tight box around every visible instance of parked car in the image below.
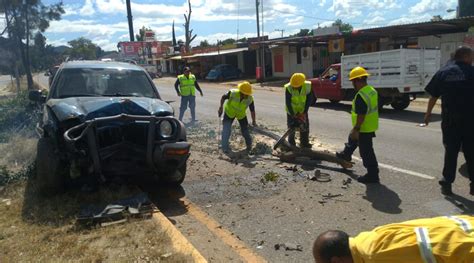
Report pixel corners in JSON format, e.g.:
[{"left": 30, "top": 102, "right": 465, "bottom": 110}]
[
  {"left": 29, "top": 61, "right": 190, "bottom": 195},
  {"left": 206, "top": 64, "right": 242, "bottom": 81}
]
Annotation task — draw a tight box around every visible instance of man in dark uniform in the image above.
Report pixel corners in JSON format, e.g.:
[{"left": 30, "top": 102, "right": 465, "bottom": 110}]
[{"left": 423, "top": 46, "right": 474, "bottom": 196}]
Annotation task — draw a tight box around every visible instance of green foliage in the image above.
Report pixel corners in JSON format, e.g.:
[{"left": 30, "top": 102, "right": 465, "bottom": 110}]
[
  {"left": 199, "top": 40, "right": 210, "bottom": 47},
  {"left": 66, "top": 37, "right": 102, "bottom": 60},
  {"left": 135, "top": 26, "right": 152, "bottom": 41},
  {"left": 261, "top": 171, "right": 280, "bottom": 183},
  {"left": 220, "top": 38, "right": 236, "bottom": 45},
  {"left": 0, "top": 91, "right": 40, "bottom": 142},
  {"left": 292, "top": 29, "right": 312, "bottom": 37},
  {"left": 332, "top": 19, "right": 353, "bottom": 33},
  {"left": 0, "top": 162, "right": 36, "bottom": 186}
]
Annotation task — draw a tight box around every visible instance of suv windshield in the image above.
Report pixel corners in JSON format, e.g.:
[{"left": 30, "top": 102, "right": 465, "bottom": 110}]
[{"left": 51, "top": 68, "right": 158, "bottom": 99}]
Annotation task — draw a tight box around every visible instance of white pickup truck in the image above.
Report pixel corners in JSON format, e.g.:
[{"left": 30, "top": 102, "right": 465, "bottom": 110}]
[{"left": 311, "top": 49, "right": 441, "bottom": 110}]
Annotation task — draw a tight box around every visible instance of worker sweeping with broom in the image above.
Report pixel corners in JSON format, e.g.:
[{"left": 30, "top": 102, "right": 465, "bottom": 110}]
[{"left": 218, "top": 81, "right": 257, "bottom": 153}]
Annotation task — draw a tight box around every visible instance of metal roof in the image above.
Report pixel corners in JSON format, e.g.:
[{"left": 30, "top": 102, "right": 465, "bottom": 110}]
[
  {"left": 252, "top": 16, "right": 474, "bottom": 45},
  {"left": 181, "top": 47, "right": 248, "bottom": 58}
]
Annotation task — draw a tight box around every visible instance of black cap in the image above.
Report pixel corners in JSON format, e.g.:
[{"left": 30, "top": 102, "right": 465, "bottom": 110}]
[{"left": 184, "top": 66, "right": 191, "bottom": 72}]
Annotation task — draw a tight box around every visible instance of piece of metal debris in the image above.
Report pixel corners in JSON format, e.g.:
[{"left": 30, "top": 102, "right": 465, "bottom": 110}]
[{"left": 274, "top": 243, "right": 303, "bottom": 251}]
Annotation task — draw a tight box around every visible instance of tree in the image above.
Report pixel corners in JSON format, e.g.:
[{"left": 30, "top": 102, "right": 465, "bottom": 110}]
[
  {"left": 67, "top": 37, "right": 99, "bottom": 60},
  {"left": 135, "top": 26, "right": 152, "bottom": 41},
  {"left": 199, "top": 40, "right": 210, "bottom": 47},
  {"left": 332, "top": 19, "right": 353, "bottom": 33},
  {"left": 291, "top": 29, "right": 312, "bottom": 37},
  {"left": 183, "top": 0, "right": 197, "bottom": 53},
  {"left": 220, "top": 38, "right": 235, "bottom": 45},
  {"left": 1, "top": 0, "right": 64, "bottom": 89}
]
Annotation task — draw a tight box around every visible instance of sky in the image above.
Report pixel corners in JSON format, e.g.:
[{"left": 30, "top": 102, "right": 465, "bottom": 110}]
[{"left": 38, "top": 0, "right": 459, "bottom": 51}]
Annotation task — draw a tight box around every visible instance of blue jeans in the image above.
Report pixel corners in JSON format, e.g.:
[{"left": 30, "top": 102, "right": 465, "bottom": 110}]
[
  {"left": 179, "top": 95, "right": 196, "bottom": 122},
  {"left": 221, "top": 115, "right": 252, "bottom": 151}
]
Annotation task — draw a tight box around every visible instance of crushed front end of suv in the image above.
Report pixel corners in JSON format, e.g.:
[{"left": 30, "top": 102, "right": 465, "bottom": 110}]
[{"left": 30, "top": 61, "right": 190, "bottom": 195}]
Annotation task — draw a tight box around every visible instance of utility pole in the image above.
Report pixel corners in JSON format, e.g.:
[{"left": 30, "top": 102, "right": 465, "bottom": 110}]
[
  {"left": 275, "top": 29, "right": 284, "bottom": 38},
  {"left": 255, "top": 0, "right": 261, "bottom": 82},
  {"left": 126, "top": 0, "right": 135, "bottom": 41},
  {"left": 260, "top": 0, "right": 265, "bottom": 80}
]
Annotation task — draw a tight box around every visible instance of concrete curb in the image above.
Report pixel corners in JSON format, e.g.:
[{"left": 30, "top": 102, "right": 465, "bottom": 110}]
[{"left": 152, "top": 210, "right": 208, "bottom": 262}]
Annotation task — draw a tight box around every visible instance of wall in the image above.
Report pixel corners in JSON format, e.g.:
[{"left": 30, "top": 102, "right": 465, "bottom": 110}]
[
  {"left": 418, "top": 32, "right": 466, "bottom": 65},
  {"left": 271, "top": 46, "right": 313, "bottom": 78}
]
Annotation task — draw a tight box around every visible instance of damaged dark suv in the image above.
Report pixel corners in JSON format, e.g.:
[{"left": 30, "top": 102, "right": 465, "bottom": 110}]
[{"left": 29, "top": 61, "right": 190, "bottom": 194}]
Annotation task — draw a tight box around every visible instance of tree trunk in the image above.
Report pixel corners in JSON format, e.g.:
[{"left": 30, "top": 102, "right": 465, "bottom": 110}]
[{"left": 24, "top": 2, "right": 33, "bottom": 90}]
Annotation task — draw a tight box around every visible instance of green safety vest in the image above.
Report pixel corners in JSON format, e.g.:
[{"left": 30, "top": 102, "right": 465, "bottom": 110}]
[
  {"left": 178, "top": 74, "right": 196, "bottom": 96},
  {"left": 285, "top": 81, "right": 311, "bottom": 115},
  {"left": 224, "top": 89, "right": 253, "bottom": 120},
  {"left": 351, "top": 85, "right": 379, "bottom": 133}
]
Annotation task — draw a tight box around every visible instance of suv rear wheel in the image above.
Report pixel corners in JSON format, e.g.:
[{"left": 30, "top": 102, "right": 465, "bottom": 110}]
[{"left": 36, "top": 138, "right": 67, "bottom": 196}]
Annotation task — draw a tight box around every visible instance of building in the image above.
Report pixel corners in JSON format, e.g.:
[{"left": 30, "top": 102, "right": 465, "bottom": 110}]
[{"left": 254, "top": 17, "right": 474, "bottom": 78}]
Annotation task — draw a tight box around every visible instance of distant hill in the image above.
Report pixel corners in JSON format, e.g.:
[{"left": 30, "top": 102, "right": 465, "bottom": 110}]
[{"left": 53, "top": 45, "right": 70, "bottom": 54}]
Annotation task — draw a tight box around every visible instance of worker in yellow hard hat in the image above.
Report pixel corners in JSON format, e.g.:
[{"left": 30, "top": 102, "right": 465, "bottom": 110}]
[
  {"left": 313, "top": 215, "right": 474, "bottom": 263},
  {"left": 218, "top": 81, "right": 257, "bottom": 153},
  {"left": 285, "top": 73, "right": 315, "bottom": 148},
  {"left": 336, "top": 66, "right": 380, "bottom": 184}
]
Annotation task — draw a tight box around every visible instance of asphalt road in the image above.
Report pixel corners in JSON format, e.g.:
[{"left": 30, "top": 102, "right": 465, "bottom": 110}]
[
  {"left": 35, "top": 74, "right": 472, "bottom": 262},
  {"left": 151, "top": 77, "right": 472, "bottom": 262}
]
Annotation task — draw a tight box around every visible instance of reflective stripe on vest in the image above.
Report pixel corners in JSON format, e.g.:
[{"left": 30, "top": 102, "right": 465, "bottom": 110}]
[
  {"left": 351, "top": 85, "right": 379, "bottom": 133},
  {"left": 415, "top": 227, "right": 438, "bottom": 263},
  {"left": 224, "top": 89, "right": 253, "bottom": 120},
  {"left": 446, "top": 216, "right": 473, "bottom": 233},
  {"left": 178, "top": 74, "right": 196, "bottom": 96},
  {"left": 285, "top": 81, "right": 311, "bottom": 115}
]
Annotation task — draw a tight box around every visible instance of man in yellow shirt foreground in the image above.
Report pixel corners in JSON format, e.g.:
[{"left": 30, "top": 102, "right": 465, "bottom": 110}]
[{"left": 313, "top": 215, "right": 474, "bottom": 263}]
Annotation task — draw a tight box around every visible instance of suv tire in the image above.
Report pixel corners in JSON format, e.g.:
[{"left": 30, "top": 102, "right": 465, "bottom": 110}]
[
  {"left": 36, "top": 137, "right": 66, "bottom": 196},
  {"left": 162, "top": 163, "right": 186, "bottom": 187}
]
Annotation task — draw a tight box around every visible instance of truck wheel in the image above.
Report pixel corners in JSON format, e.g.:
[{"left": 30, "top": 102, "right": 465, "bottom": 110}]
[
  {"left": 162, "top": 163, "right": 186, "bottom": 187},
  {"left": 36, "top": 138, "right": 67, "bottom": 196},
  {"left": 391, "top": 95, "right": 410, "bottom": 110},
  {"left": 329, "top": 99, "right": 340, "bottom": 104}
]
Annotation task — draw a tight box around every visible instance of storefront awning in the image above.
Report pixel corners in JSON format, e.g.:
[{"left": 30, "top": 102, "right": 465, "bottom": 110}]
[{"left": 182, "top": 47, "right": 248, "bottom": 58}]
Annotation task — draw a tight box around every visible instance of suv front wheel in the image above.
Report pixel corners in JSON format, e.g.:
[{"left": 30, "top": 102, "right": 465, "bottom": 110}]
[{"left": 36, "top": 137, "right": 68, "bottom": 196}]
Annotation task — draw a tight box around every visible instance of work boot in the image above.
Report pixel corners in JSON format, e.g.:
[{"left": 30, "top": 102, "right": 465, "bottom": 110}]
[
  {"left": 301, "top": 143, "right": 312, "bottom": 149},
  {"left": 357, "top": 175, "right": 380, "bottom": 184},
  {"left": 440, "top": 184, "right": 453, "bottom": 196},
  {"left": 336, "top": 152, "right": 352, "bottom": 162}
]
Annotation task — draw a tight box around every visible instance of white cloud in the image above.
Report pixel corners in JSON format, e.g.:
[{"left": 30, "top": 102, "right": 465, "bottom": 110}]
[
  {"left": 328, "top": 0, "right": 400, "bottom": 19},
  {"left": 388, "top": 13, "right": 433, "bottom": 25},
  {"left": 46, "top": 37, "right": 68, "bottom": 47},
  {"left": 363, "top": 16, "right": 385, "bottom": 25},
  {"left": 409, "top": 0, "right": 457, "bottom": 14},
  {"left": 284, "top": 16, "right": 304, "bottom": 27},
  {"left": 79, "top": 0, "right": 95, "bottom": 16}
]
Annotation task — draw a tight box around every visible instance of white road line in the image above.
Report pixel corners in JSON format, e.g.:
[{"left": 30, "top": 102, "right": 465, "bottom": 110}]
[{"left": 352, "top": 156, "right": 435, "bottom": 180}]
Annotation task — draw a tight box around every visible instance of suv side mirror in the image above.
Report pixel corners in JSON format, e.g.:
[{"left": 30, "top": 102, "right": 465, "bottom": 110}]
[{"left": 29, "top": 90, "right": 47, "bottom": 103}]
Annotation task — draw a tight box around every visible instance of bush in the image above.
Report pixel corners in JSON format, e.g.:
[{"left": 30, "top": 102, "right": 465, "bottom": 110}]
[
  {"left": 0, "top": 162, "right": 36, "bottom": 186},
  {"left": 0, "top": 91, "right": 41, "bottom": 142}
]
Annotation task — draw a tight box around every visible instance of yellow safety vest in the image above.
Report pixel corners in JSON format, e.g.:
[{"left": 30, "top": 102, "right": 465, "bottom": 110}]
[
  {"left": 178, "top": 74, "right": 196, "bottom": 96},
  {"left": 351, "top": 85, "right": 378, "bottom": 133},
  {"left": 224, "top": 89, "right": 253, "bottom": 120},
  {"left": 285, "top": 81, "right": 311, "bottom": 115},
  {"left": 349, "top": 215, "right": 474, "bottom": 263}
]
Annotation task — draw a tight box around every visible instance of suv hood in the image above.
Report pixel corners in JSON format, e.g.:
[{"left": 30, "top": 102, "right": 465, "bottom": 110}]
[{"left": 47, "top": 97, "right": 174, "bottom": 121}]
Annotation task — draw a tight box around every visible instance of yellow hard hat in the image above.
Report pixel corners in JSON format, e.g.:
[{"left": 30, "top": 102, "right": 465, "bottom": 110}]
[
  {"left": 238, "top": 81, "right": 253, "bottom": 95},
  {"left": 349, "top": 66, "right": 370, "bottom": 80},
  {"left": 290, "top": 73, "right": 306, "bottom": 88}
]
